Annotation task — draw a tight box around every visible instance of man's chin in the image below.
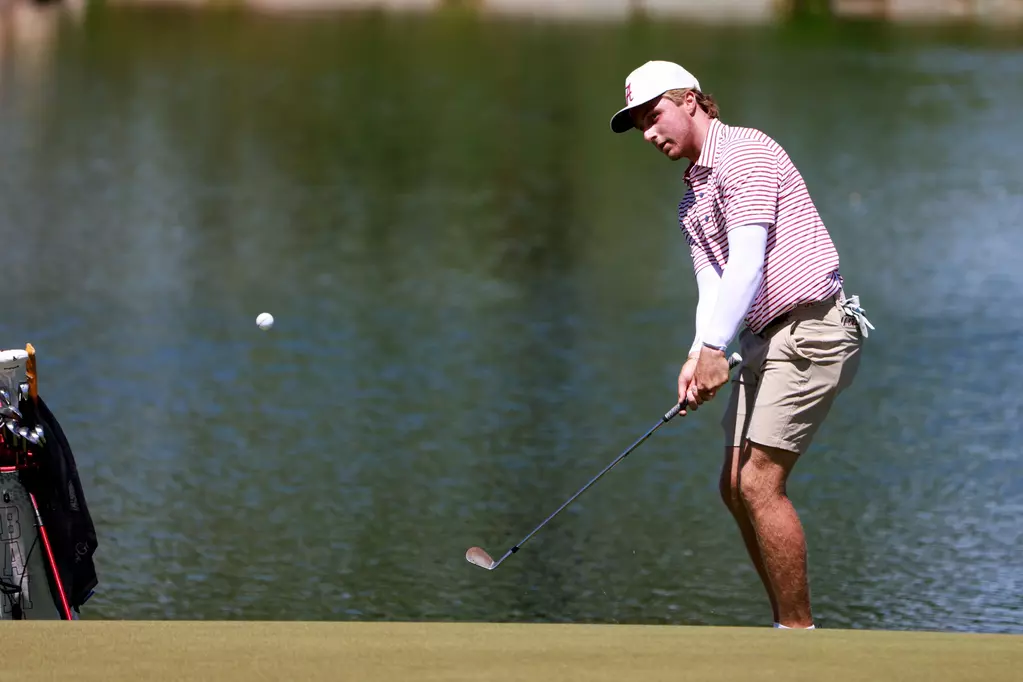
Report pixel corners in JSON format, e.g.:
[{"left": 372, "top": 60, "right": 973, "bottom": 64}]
[{"left": 663, "top": 146, "right": 683, "bottom": 161}]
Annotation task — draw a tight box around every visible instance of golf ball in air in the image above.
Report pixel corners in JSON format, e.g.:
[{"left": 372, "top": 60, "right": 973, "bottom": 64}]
[{"left": 256, "top": 312, "right": 274, "bottom": 330}]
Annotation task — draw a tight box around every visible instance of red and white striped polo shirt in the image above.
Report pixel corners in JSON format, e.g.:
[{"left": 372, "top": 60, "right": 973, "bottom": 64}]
[{"left": 679, "top": 118, "right": 842, "bottom": 334}]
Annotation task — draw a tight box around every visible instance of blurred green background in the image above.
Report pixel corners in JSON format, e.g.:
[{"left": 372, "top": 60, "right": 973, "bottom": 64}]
[{"left": 1, "top": 2, "right": 1021, "bottom": 632}]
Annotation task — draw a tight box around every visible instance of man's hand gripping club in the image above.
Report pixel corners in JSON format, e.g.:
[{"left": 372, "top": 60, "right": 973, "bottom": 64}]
[{"left": 678, "top": 347, "right": 732, "bottom": 416}]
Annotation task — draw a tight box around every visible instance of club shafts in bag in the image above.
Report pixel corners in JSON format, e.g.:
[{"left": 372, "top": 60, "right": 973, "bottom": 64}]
[{"left": 466, "top": 352, "right": 742, "bottom": 571}]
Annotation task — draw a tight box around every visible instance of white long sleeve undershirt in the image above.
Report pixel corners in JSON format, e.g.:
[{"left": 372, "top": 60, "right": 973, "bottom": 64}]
[
  {"left": 689, "top": 266, "right": 721, "bottom": 357},
  {"left": 688, "top": 223, "right": 769, "bottom": 357}
]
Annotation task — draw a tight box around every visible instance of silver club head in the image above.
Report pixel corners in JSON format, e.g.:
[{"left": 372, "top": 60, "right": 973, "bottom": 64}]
[
  {"left": 465, "top": 546, "right": 497, "bottom": 570},
  {"left": 0, "top": 389, "right": 19, "bottom": 419},
  {"left": 3, "top": 421, "right": 45, "bottom": 446}
]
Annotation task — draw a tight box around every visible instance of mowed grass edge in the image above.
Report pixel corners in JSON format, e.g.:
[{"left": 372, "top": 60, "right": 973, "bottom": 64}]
[{"left": 2, "top": 620, "right": 1020, "bottom": 681}]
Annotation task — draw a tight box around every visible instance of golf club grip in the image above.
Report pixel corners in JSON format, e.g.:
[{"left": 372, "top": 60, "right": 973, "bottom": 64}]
[{"left": 663, "top": 352, "right": 743, "bottom": 422}]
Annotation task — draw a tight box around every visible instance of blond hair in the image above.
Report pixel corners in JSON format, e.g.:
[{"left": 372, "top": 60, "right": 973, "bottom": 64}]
[{"left": 663, "top": 88, "right": 719, "bottom": 119}]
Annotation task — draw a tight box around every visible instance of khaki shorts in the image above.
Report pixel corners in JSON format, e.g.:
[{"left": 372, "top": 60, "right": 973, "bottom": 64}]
[{"left": 722, "top": 297, "right": 863, "bottom": 455}]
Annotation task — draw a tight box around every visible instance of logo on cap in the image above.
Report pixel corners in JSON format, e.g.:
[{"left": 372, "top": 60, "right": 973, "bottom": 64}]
[{"left": 625, "top": 82, "right": 633, "bottom": 104}]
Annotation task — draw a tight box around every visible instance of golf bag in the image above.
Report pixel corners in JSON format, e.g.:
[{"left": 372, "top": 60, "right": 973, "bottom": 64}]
[{"left": 0, "top": 346, "right": 98, "bottom": 619}]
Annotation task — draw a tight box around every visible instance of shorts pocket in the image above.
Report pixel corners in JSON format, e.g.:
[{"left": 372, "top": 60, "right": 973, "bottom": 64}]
[{"left": 790, "top": 316, "right": 860, "bottom": 365}]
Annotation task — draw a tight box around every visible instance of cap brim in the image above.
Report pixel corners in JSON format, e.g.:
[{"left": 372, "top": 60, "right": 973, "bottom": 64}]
[
  {"left": 609, "top": 106, "right": 636, "bottom": 133},
  {"left": 609, "top": 92, "right": 666, "bottom": 133}
]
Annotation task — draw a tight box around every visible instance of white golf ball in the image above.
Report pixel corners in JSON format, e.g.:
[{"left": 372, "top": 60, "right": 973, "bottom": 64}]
[{"left": 256, "top": 312, "right": 274, "bottom": 330}]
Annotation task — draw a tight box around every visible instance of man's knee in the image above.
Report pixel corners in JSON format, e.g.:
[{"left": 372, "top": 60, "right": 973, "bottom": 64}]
[
  {"left": 739, "top": 442, "right": 797, "bottom": 512},
  {"left": 738, "top": 464, "right": 771, "bottom": 513}
]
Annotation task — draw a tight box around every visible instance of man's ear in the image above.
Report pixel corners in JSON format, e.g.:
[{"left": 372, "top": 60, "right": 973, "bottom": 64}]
[{"left": 684, "top": 91, "right": 699, "bottom": 116}]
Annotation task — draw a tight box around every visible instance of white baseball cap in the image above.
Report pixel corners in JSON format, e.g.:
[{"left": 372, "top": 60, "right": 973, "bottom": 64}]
[{"left": 609, "top": 60, "right": 701, "bottom": 133}]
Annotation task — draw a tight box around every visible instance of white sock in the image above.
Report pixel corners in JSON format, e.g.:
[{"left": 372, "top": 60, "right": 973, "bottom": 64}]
[{"left": 774, "top": 623, "right": 816, "bottom": 629}]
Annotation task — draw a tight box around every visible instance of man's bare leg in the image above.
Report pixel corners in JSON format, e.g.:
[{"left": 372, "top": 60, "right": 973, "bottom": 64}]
[
  {"left": 719, "top": 444, "right": 779, "bottom": 624},
  {"left": 739, "top": 441, "right": 813, "bottom": 628}
]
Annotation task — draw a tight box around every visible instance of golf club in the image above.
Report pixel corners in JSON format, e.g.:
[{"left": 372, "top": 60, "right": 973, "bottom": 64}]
[{"left": 466, "top": 351, "right": 743, "bottom": 571}]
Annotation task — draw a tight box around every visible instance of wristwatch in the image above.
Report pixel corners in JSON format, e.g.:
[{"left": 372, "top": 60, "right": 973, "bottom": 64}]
[{"left": 702, "top": 341, "right": 728, "bottom": 353}]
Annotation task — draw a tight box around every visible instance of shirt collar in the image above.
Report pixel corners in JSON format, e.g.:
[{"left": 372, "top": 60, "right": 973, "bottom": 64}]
[{"left": 684, "top": 118, "right": 726, "bottom": 184}]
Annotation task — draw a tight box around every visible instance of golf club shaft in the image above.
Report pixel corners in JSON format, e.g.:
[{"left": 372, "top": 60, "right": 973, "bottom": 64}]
[
  {"left": 30, "top": 492, "right": 73, "bottom": 619},
  {"left": 494, "top": 353, "right": 742, "bottom": 566}
]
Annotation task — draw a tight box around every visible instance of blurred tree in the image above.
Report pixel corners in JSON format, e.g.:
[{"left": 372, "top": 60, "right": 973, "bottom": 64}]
[{"left": 789, "top": 0, "right": 835, "bottom": 18}]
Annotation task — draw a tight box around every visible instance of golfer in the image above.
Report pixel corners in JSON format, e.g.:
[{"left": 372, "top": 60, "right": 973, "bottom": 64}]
[{"left": 610, "top": 60, "right": 874, "bottom": 629}]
